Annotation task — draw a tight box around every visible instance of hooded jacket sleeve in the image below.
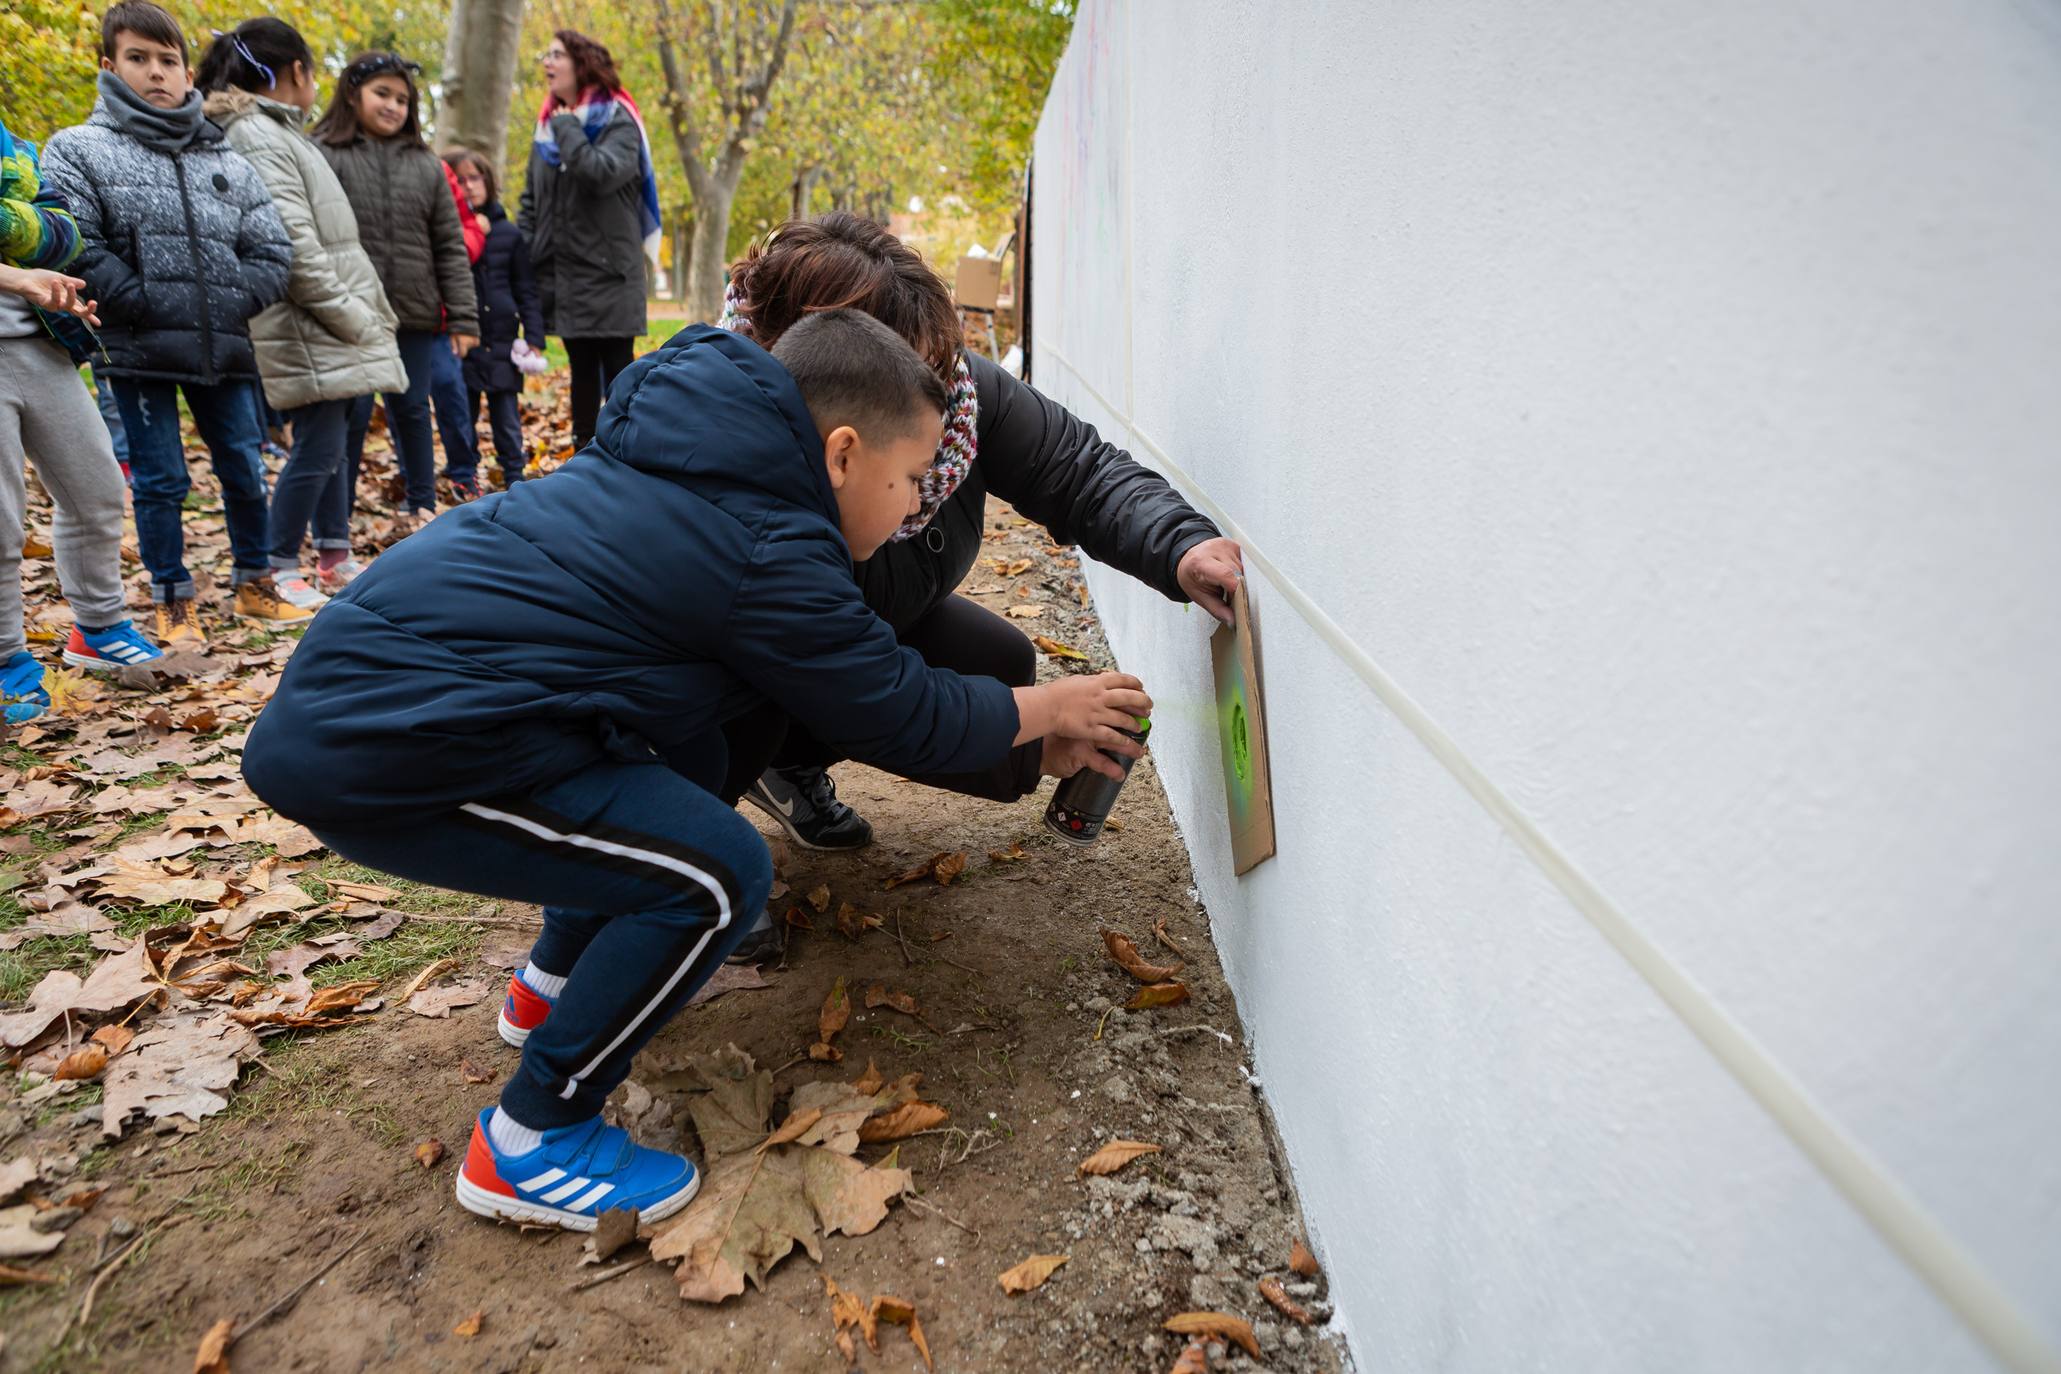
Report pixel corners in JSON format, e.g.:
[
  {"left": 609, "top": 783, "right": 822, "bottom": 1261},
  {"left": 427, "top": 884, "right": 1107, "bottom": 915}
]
[
  {"left": 35, "top": 132, "right": 148, "bottom": 325},
  {"left": 549, "top": 111, "right": 641, "bottom": 195},
  {"left": 0, "top": 135, "right": 81, "bottom": 271},
  {"left": 970, "top": 353, "right": 1220, "bottom": 602},
  {"left": 232, "top": 130, "right": 387, "bottom": 346},
  {"left": 717, "top": 527, "right": 1021, "bottom": 776},
  {"left": 426, "top": 163, "right": 479, "bottom": 336}
]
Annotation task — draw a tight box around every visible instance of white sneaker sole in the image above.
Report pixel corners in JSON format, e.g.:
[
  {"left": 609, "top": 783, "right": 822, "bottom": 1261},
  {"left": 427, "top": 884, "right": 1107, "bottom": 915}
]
[
  {"left": 62, "top": 650, "right": 160, "bottom": 673},
  {"left": 741, "top": 785, "right": 867, "bottom": 853},
  {"left": 497, "top": 1009, "right": 533, "bottom": 1048},
  {"left": 455, "top": 1168, "right": 700, "bottom": 1232}
]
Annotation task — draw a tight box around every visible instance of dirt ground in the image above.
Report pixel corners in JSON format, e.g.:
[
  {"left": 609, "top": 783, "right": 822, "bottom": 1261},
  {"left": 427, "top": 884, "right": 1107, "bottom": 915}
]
[{"left": 2, "top": 428, "right": 1346, "bottom": 1371}]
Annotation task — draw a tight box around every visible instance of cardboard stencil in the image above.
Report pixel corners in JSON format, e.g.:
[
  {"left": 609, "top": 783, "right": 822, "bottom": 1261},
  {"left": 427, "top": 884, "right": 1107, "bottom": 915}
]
[{"left": 1210, "top": 578, "right": 1276, "bottom": 874}]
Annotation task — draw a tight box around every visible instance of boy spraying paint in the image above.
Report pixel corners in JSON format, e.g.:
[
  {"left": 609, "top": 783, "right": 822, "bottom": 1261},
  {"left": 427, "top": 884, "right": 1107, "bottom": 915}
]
[{"left": 241, "top": 311, "right": 1150, "bottom": 1229}]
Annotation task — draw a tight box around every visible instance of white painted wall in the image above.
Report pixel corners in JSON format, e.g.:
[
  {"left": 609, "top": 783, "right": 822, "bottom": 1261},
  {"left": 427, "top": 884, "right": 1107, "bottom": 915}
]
[{"left": 1030, "top": 2, "right": 2061, "bottom": 1369}]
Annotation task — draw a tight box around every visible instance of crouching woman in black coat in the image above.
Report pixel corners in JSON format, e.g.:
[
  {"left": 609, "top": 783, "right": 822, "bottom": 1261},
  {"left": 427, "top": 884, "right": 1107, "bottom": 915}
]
[
  {"left": 719, "top": 213, "right": 1246, "bottom": 860},
  {"left": 446, "top": 149, "right": 544, "bottom": 488}
]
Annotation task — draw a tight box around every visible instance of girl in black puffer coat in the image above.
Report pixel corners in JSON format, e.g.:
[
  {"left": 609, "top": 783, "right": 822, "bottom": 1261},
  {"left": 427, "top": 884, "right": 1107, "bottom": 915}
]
[
  {"left": 311, "top": 52, "right": 479, "bottom": 528},
  {"left": 444, "top": 150, "right": 543, "bottom": 489}
]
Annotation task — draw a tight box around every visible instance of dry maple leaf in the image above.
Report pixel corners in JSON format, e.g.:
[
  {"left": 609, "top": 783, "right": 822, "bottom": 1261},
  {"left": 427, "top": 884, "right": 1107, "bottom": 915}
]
[
  {"left": 452, "top": 1311, "right": 483, "bottom": 1337},
  {"left": 1102, "top": 929, "right": 1184, "bottom": 983},
  {"left": 53, "top": 1044, "right": 109, "bottom": 1081},
  {"left": 819, "top": 976, "right": 851, "bottom": 1045},
  {"left": 1169, "top": 1342, "right": 1210, "bottom": 1374},
  {"left": 668, "top": 1045, "right": 776, "bottom": 1156},
  {"left": 862, "top": 984, "right": 920, "bottom": 1016},
  {"left": 868, "top": 1295, "right": 933, "bottom": 1371},
  {"left": 1258, "top": 1276, "right": 1314, "bottom": 1324},
  {"left": 1127, "top": 982, "right": 1191, "bottom": 1009},
  {"left": 998, "top": 1253, "right": 1069, "bottom": 1294},
  {"left": 1031, "top": 635, "right": 1089, "bottom": 661},
  {"left": 1289, "top": 1238, "right": 1321, "bottom": 1277},
  {"left": 1163, "top": 1312, "right": 1260, "bottom": 1359},
  {"left": 856, "top": 1101, "right": 948, "bottom": 1143},
  {"left": 192, "top": 1316, "right": 234, "bottom": 1373},
  {"left": 756, "top": 1107, "right": 824, "bottom": 1154},
  {"left": 1078, "top": 1139, "right": 1162, "bottom": 1177},
  {"left": 807, "top": 883, "right": 832, "bottom": 914},
  {"left": 414, "top": 1139, "right": 446, "bottom": 1169}
]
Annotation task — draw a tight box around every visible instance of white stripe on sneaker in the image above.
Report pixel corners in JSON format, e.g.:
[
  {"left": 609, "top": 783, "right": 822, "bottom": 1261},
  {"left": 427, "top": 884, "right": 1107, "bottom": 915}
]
[
  {"left": 458, "top": 802, "right": 735, "bottom": 1102},
  {"left": 565, "top": 1182, "right": 614, "bottom": 1211},
  {"left": 515, "top": 1168, "right": 565, "bottom": 1191},
  {"left": 538, "top": 1176, "right": 591, "bottom": 1205}
]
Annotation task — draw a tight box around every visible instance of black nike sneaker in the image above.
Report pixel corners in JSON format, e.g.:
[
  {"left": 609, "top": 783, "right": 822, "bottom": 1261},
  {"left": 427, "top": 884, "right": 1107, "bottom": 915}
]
[{"left": 744, "top": 766, "right": 874, "bottom": 851}]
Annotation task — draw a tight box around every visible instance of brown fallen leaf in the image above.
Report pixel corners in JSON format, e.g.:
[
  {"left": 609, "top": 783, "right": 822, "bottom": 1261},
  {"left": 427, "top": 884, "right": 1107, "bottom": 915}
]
[
  {"left": 100, "top": 1011, "right": 262, "bottom": 1138},
  {"left": 1003, "top": 603, "right": 1043, "bottom": 619},
  {"left": 799, "top": 1148, "right": 913, "bottom": 1238},
  {"left": 808, "top": 1042, "right": 844, "bottom": 1063},
  {"left": 851, "top": 1060, "right": 885, "bottom": 1096},
  {"left": 1127, "top": 982, "right": 1191, "bottom": 1009},
  {"left": 756, "top": 1107, "right": 824, "bottom": 1154},
  {"left": 1258, "top": 1275, "right": 1314, "bottom": 1324},
  {"left": 856, "top": 1101, "right": 948, "bottom": 1143},
  {"left": 1032, "top": 635, "right": 1089, "bottom": 661},
  {"left": 452, "top": 1311, "right": 483, "bottom": 1337},
  {"left": 834, "top": 902, "right": 882, "bottom": 940},
  {"left": 53, "top": 1043, "right": 109, "bottom": 1082},
  {"left": 584, "top": 1206, "right": 641, "bottom": 1265},
  {"left": 0, "top": 1261, "right": 57, "bottom": 1286},
  {"left": 998, "top": 1253, "right": 1069, "bottom": 1294},
  {"left": 1170, "top": 1342, "right": 1210, "bottom": 1374},
  {"left": 328, "top": 881, "right": 397, "bottom": 902},
  {"left": 1078, "top": 1139, "right": 1162, "bottom": 1177},
  {"left": 686, "top": 962, "right": 774, "bottom": 1006},
  {"left": 862, "top": 984, "right": 920, "bottom": 1016},
  {"left": 1152, "top": 916, "right": 1183, "bottom": 954},
  {"left": 649, "top": 1150, "right": 819, "bottom": 1303},
  {"left": 824, "top": 1272, "right": 866, "bottom": 1338},
  {"left": 1104, "top": 817, "right": 1125, "bottom": 832},
  {"left": 882, "top": 852, "right": 967, "bottom": 890},
  {"left": 0, "top": 936, "right": 161, "bottom": 1049},
  {"left": 836, "top": 1330, "right": 858, "bottom": 1364},
  {"left": 987, "top": 842, "right": 1027, "bottom": 863},
  {"left": 414, "top": 1139, "right": 446, "bottom": 1169},
  {"left": 819, "top": 976, "right": 851, "bottom": 1045},
  {"left": 669, "top": 1044, "right": 776, "bottom": 1156},
  {"left": 807, "top": 883, "right": 832, "bottom": 914},
  {"left": 783, "top": 905, "right": 814, "bottom": 931},
  {"left": 994, "top": 557, "right": 1032, "bottom": 576},
  {"left": 192, "top": 1316, "right": 234, "bottom": 1373},
  {"left": 1289, "top": 1238, "right": 1321, "bottom": 1277},
  {"left": 1164, "top": 1312, "right": 1260, "bottom": 1359},
  {"left": 868, "top": 1294, "right": 933, "bottom": 1371},
  {"left": 459, "top": 1056, "right": 494, "bottom": 1084},
  {"left": 1102, "top": 928, "right": 1184, "bottom": 983}
]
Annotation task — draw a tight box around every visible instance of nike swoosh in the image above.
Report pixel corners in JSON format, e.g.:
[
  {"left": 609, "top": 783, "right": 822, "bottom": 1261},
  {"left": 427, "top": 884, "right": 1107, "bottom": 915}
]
[{"left": 767, "top": 790, "right": 797, "bottom": 819}]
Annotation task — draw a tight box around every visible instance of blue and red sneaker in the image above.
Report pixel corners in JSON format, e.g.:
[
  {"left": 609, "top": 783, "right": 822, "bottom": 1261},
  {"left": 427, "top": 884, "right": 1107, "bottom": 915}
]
[
  {"left": 497, "top": 973, "right": 555, "bottom": 1048},
  {"left": 62, "top": 621, "right": 163, "bottom": 673},
  {"left": 456, "top": 1110, "right": 700, "bottom": 1231},
  {"left": 3, "top": 651, "right": 48, "bottom": 725}
]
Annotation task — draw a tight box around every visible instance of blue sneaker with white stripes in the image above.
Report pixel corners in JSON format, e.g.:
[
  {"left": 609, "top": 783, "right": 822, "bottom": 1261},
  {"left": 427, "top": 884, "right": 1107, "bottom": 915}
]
[
  {"left": 3, "top": 651, "right": 48, "bottom": 724},
  {"left": 62, "top": 621, "right": 164, "bottom": 673},
  {"left": 457, "top": 1110, "right": 700, "bottom": 1231}
]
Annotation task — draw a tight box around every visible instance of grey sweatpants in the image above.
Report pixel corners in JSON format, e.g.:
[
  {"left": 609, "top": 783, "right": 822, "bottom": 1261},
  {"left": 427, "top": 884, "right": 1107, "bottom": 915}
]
[{"left": 1, "top": 334, "right": 129, "bottom": 658}]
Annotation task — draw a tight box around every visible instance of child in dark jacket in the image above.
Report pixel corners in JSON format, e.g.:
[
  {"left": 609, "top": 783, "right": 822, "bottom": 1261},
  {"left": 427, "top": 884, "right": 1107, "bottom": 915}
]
[
  {"left": 241, "top": 311, "right": 1150, "bottom": 1233},
  {"left": 444, "top": 148, "right": 541, "bottom": 490},
  {"left": 40, "top": 1, "right": 296, "bottom": 640}
]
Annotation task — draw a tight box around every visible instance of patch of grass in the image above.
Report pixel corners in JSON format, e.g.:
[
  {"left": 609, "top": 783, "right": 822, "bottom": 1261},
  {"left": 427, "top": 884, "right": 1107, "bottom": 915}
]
[{"left": 0, "top": 932, "right": 96, "bottom": 1004}]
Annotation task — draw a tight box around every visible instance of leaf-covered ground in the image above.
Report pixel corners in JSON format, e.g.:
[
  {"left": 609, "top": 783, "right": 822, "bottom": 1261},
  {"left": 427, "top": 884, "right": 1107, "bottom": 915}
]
[{"left": 2, "top": 374, "right": 1345, "bottom": 1372}]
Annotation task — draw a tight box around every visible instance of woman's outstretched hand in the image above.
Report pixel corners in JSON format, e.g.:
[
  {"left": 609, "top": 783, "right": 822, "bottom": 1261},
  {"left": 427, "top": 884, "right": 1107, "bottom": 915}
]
[{"left": 1177, "top": 537, "right": 1245, "bottom": 625}]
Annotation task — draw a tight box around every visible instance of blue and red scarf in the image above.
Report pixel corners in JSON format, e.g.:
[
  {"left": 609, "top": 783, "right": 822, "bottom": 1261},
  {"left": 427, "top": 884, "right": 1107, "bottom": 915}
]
[{"left": 534, "top": 86, "right": 662, "bottom": 262}]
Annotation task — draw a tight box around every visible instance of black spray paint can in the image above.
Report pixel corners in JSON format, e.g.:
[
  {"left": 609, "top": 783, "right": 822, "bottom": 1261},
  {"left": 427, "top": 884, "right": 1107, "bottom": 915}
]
[{"left": 1044, "top": 719, "right": 1151, "bottom": 846}]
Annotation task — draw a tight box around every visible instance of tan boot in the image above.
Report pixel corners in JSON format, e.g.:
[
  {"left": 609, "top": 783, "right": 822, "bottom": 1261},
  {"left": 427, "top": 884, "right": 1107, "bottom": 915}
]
[
  {"left": 154, "top": 597, "right": 206, "bottom": 645},
  {"left": 234, "top": 576, "right": 314, "bottom": 624}
]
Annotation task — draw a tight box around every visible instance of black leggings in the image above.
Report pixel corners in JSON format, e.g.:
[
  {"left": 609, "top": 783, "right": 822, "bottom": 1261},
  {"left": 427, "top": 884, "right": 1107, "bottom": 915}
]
[
  {"left": 720, "top": 594, "right": 1044, "bottom": 804},
  {"left": 564, "top": 336, "right": 636, "bottom": 448}
]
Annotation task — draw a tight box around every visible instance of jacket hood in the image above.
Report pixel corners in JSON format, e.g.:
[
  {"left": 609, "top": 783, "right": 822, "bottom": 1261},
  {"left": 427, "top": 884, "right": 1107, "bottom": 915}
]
[
  {"left": 203, "top": 89, "right": 303, "bottom": 130},
  {"left": 593, "top": 325, "right": 838, "bottom": 527}
]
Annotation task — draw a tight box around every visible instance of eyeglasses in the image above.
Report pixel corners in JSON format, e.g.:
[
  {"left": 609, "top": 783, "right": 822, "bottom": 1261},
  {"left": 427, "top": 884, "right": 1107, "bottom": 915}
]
[{"left": 542, "top": 46, "right": 567, "bottom": 61}]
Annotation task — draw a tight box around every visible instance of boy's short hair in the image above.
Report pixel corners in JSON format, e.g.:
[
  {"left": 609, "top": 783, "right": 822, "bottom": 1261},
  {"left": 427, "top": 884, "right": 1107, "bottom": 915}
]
[
  {"left": 771, "top": 309, "right": 950, "bottom": 444},
  {"left": 102, "top": 1, "right": 186, "bottom": 60}
]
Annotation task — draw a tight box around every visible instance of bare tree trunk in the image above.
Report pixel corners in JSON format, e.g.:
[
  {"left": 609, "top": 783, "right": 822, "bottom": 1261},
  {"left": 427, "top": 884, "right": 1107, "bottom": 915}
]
[
  {"left": 442, "top": 0, "right": 528, "bottom": 163},
  {"left": 790, "top": 164, "right": 824, "bottom": 221},
  {"left": 685, "top": 182, "right": 736, "bottom": 322}
]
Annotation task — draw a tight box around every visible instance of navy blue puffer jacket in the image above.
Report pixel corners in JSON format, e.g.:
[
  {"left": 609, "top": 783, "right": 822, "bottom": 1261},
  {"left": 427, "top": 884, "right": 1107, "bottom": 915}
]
[{"left": 242, "top": 326, "right": 1018, "bottom": 826}]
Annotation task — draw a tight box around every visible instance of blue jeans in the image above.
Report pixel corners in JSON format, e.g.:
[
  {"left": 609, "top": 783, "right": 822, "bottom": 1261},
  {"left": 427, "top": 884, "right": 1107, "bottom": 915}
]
[
  {"left": 309, "top": 760, "right": 772, "bottom": 1129},
  {"left": 269, "top": 398, "right": 357, "bottom": 568},
  {"left": 470, "top": 388, "right": 526, "bottom": 485},
  {"left": 92, "top": 367, "right": 127, "bottom": 467},
  {"left": 108, "top": 377, "right": 270, "bottom": 602},
  {"left": 428, "top": 337, "right": 480, "bottom": 483},
  {"left": 346, "top": 328, "right": 438, "bottom": 513}
]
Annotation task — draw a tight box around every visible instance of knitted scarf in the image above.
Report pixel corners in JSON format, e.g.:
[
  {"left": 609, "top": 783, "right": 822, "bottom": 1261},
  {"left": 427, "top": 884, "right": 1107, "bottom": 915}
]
[
  {"left": 721, "top": 281, "right": 976, "bottom": 544},
  {"left": 534, "top": 86, "right": 662, "bottom": 262}
]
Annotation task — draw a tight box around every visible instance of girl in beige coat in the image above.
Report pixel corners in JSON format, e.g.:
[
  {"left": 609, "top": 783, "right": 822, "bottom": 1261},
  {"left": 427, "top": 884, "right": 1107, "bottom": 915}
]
[{"left": 200, "top": 19, "right": 406, "bottom": 601}]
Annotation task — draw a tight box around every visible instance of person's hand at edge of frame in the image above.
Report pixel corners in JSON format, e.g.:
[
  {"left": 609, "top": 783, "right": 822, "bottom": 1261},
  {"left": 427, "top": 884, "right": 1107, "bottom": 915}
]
[{"left": 1177, "top": 537, "right": 1245, "bottom": 626}]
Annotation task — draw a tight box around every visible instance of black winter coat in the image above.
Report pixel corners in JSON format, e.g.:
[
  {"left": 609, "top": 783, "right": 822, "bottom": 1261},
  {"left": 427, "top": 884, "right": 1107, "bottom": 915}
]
[
  {"left": 317, "top": 135, "right": 478, "bottom": 337},
  {"left": 38, "top": 101, "right": 290, "bottom": 383},
  {"left": 518, "top": 111, "right": 648, "bottom": 339},
  {"left": 854, "top": 354, "right": 1221, "bottom": 633},
  {"left": 241, "top": 326, "right": 1017, "bottom": 827},
  {"left": 462, "top": 202, "right": 545, "bottom": 394}
]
